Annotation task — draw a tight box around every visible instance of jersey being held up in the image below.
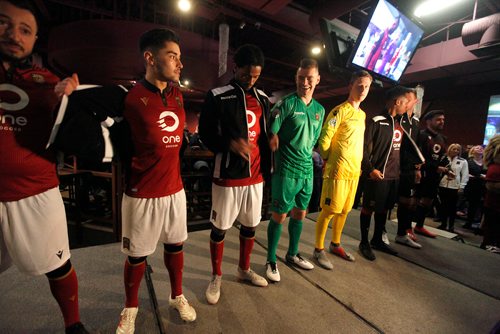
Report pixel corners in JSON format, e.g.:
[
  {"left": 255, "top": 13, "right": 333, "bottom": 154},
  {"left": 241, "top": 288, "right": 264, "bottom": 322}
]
[
  {"left": 0, "top": 64, "right": 60, "bottom": 201},
  {"left": 269, "top": 93, "right": 325, "bottom": 179},
  {"left": 124, "top": 80, "right": 185, "bottom": 198},
  {"left": 319, "top": 101, "right": 365, "bottom": 180}
]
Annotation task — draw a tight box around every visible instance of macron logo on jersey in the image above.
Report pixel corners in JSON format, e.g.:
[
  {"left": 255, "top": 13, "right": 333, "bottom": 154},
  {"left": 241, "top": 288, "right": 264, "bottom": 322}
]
[{"left": 158, "top": 111, "right": 181, "bottom": 146}]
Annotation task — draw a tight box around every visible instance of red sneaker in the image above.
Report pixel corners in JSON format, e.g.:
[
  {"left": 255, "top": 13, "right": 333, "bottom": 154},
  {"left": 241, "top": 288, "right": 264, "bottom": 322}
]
[
  {"left": 414, "top": 226, "right": 437, "bottom": 238},
  {"left": 406, "top": 229, "right": 418, "bottom": 241},
  {"left": 329, "top": 243, "right": 355, "bottom": 262}
]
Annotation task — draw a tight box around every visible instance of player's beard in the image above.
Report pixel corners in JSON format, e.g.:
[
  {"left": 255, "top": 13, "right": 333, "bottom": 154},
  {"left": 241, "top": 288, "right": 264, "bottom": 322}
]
[{"left": 0, "top": 49, "right": 31, "bottom": 67}]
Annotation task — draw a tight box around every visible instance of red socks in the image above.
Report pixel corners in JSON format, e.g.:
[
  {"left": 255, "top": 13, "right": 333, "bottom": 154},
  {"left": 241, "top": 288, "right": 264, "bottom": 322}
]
[
  {"left": 124, "top": 259, "right": 146, "bottom": 308},
  {"left": 48, "top": 267, "right": 80, "bottom": 328},
  {"left": 210, "top": 240, "right": 224, "bottom": 276},
  {"left": 239, "top": 235, "right": 254, "bottom": 271},
  {"left": 163, "top": 250, "right": 184, "bottom": 299}
]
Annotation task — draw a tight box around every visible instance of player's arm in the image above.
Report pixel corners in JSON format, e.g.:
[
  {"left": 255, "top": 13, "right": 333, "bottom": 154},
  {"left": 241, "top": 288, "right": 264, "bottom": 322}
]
[
  {"left": 268, "top": 102, "right": 285, "bottom": 152},
  {"left": 318, "top": 107, "right": 341, "bottom": 160},
  {"left": 199, "top": 91, "right": 226, "bottom": 153},
  {"left": 312, "top": 108, "right": 326, "bottom": 148},
  {"left": 361, "top": 117, "right": 378, "bottom": 178}
]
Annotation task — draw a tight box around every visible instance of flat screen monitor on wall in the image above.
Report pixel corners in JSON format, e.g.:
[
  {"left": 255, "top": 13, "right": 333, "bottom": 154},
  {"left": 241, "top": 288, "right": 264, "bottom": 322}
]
[
  {"left": 319, "top": 18, "right": 359, "bottom": 73},
  {"left": 349, "top": 0, "right": 424, "bottom": 82},
  {"left": 483, "top": 95, "right": 500, "bottom": 146}
]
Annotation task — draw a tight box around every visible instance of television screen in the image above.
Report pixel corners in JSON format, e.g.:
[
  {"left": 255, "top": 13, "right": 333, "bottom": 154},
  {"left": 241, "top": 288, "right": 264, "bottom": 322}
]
[
  {"left": 349, "top": 0, "right": 424, "bottom": 82},
  {"left": 319, "top": 18, "right": 359, "bottom": 73},
  {"left": 483, "top": 95, "right": 500, "bottom": 146}
]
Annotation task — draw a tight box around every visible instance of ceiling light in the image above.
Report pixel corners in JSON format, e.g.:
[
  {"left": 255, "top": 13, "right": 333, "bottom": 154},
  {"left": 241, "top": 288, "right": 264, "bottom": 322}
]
[
  {"left": 178, "top": 0, "right": 192, "bottom": 13},
  {"left": 414, "top": 0, "right": 468, "bottom": 18},
  {"left": 311, "top": 46, "right": 322, "bottom": 55}
]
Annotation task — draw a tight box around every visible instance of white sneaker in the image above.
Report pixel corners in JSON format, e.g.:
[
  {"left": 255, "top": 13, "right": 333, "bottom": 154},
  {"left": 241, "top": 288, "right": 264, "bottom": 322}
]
[
  {"left": 395, "top": 234, "right": 422, "bottom": 249},
  {"left": 237, "top": 267, "right": 268, "bottom": 287},
  {"left": 266, "top": 262, "right": 280, "bottom": 282},
  {"left": 285, "top": 253, "right": 314, "bottom": 270},
  {"left": 205, "top": 275, "right": 222, "bottom": 305},
  {"left": 313, "top": 249, "right": 333, "bottom": 270},
  {"left": 116, "top": 307, "right": 138, "bottom": 334},
  {"left": 382, "top": 231, "right": 390, "bottom": 245},
  {"left": 169, "top": 294, "right": 196, "bottom": 322}
]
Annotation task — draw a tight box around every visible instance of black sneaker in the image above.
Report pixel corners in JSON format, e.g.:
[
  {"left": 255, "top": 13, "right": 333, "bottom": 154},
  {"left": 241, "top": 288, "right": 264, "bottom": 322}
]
[
  {"left": 359, "top": 242, "right": 376, "bottom": 261},
  {"left": 65, "top": 322, "right": 89, "bottom": 334},
  {"left": 371, "top": 240, "right": 398, "bottom": 256}
]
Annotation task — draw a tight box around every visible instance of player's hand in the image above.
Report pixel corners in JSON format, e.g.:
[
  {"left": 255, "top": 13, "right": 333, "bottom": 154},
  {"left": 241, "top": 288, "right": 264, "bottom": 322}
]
[
  {"left": 437, "top": 166, "right": 448, "bottom": 174},
  {"left": 269, "top": 134, "right": 279, "bottom": 152},
  {"left": 55, "top": 73, "right": 79, "bottom": 98},
  {"left": 369, "top": 169, "right": 384, "bottom": 180},
  {"left": 229, "top": 138, "right": 254, "bottom": 161}
]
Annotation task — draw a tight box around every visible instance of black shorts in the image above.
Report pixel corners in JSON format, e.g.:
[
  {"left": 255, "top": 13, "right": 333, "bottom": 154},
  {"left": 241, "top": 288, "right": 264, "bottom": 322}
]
[
  {"left": 362, "top": 179, "right": 399, "bottom": 212},
  {"left": 416, "top": 176, "right": 440, "bottom": 199},
  {"left": 399, "top": 171, "right": 417, "bottom": 198}
]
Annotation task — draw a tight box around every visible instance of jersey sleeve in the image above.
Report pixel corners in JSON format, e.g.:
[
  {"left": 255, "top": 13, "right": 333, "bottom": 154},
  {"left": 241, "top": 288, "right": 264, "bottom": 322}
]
[
  {"left": 361, "top": 117, "right": 377, "bottom": 174},
  {"left": 199, "top": 91, "right": 226, "bottom": 153},
  {"left": 318, "top": 106, "right": 343, "bottom": 159}
]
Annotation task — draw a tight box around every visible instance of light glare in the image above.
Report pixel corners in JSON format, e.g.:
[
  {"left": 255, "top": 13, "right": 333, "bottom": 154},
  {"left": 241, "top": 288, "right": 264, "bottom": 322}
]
[
  {"left": 311, "top": 46, "right": 321, "bottom": 55},
  {"left": 414, "top": 0, "right": 467, "bottom": 18},
  {"left": 178, "top": 0, "right": 192, "bottom": 12}
]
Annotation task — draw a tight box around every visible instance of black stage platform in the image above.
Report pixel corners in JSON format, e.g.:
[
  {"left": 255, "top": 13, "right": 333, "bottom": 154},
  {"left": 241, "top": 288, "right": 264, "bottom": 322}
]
[{"left": 1, "top": 210, "right": 499, "bottom": 333}]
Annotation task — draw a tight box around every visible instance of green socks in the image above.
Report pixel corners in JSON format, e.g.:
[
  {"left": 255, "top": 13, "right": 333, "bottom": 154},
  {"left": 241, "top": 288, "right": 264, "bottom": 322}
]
[
  {"left": 267, "top": 218, "right": 283, "bottom": 262},
  {"left": 288, "top": 218, "right": 303, "bottom": 256}
]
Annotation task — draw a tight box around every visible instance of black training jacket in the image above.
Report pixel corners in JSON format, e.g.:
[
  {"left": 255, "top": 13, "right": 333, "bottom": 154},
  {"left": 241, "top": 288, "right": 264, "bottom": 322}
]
[{"left": 199, "top": 80, "right": 271, "bottom": 180}]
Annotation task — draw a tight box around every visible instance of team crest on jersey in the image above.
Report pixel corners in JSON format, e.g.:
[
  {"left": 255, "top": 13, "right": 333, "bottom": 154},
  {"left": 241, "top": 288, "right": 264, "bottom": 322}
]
[
  {"left": 175, "top": 96, "right": 182, "bottom": 108},
  {"left": 31, "top": 73, "right": 45, "bottom": 83},
  {"left": 123, "top": 237, "right": 131, "bottom": 250},
  {"left": 329, "top": 117, "right": 337, "bottom": 128},
  {"left": 140, "top": 97, "right": 149, "bottom": 106},
  {"left": 315, "top": 113, "right": 320, "bottom": 120}
]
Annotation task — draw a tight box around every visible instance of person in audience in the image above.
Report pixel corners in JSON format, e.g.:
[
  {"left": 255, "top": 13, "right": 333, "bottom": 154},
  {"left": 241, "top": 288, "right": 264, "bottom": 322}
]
[
  {"left": 358, "top": 86, "right": 408, "bottom": 261},
  {"left": 116, "top": 28, "right": 196, "bottom": 333},
  {"left": 437, "top": 144, "right": 469, "bottom": 233},
  {"left": 266, "top": 58, "right": 325, "bottom": 281},
  {"left": 464, "top": 145, "right": 486, "bottom": 229},
  {"left": 395, "top": 87, "right": 425, "bottom": 248},
  {"left": 481, "top": 135, "right": 500, "bottom": 253},
  {"left": 0, "top": 1, "right": 87, "bottom": 333},
  {"left": 313, "top": 70, "right": 373, "bottom": 268},
  {"left": 413, "top": 110, "right": 450, "bottom": 238},
  {"left": 199, "top": 44, "right": 271, "bottom": 305}
]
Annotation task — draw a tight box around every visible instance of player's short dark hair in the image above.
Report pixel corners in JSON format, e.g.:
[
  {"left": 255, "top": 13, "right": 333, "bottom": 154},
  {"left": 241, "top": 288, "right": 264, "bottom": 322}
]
[
  {"left": 299, "top": 58, "right": 319, "bottom": 70},
  {"left": 3, "top": 0, "right": 39, "bottom": 31},
  {"left": 233, "top": 44, "right": 265, "bottom": 68},
  {"left": 406, "top": 87, "right": 417, "bottom": 97},
  {"left": 139, "top": 28, "right": 180, "bottom": 53},
  {"left": 350, "top": 70, "right": 372, "bottom": 84},
  {"left": 423, "top": 109, "right": 445, "bottom": 121},
  {"left": 385, "top": 85, "right": 410, "bottom": 102}
]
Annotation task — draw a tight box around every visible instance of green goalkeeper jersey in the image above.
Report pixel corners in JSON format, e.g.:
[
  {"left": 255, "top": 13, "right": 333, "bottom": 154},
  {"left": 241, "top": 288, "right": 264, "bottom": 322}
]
[{"left": 270, "top": 93, "right": 325, "bottom": 178}]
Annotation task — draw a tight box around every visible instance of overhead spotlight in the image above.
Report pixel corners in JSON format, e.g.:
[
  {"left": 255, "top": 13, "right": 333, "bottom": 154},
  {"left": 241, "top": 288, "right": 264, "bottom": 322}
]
[
  {"left": 239, "top": 21, "right": 246, "bottom": 29},
  {"left": 311, "top": 46, "right": 322, "bottom": 55},
  {"left": 414, "top": 0, "right": 468, "bottom": 18},
  {"left": 178, "top": 0, "right": 192, "bottom": 13}
]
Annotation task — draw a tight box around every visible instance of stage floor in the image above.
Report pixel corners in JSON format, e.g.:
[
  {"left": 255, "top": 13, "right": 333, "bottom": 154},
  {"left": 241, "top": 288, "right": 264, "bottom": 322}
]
[{"left": 1, "top": 210, "right": 499, "bottom": 333}]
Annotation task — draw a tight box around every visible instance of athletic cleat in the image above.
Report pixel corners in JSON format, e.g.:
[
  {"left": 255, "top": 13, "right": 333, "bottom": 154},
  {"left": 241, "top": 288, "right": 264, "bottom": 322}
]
[
  {"left": 359, "top": 242, "right": 376, "bottom": 261},
  {"left": 414, "top": 226, "right": 437, "bottom": 238},
  {"left": 285, "top": 253, "right": 314, "bottom": 270},
  {"left": 371, "top": 240, "right": 399, "bottom": 256},
  {"left": 395, "top": 234, "right": 422, "bottom": 249},
  {"left": 66, "top": 322, "right": 90, "bottom": 334},
  {"left": 205, "top": 275, "right": 222, "bottom": 305},
  {"left": 116, "top": 307, "right": 138, "bottom": 334},
  {"left": 382, "top": 231, "right": 390, "bottom": 245},
  {"left": 169, "top": 294, "right": 196, "bottom": 322},
  {"left": 313, "top": 249, "right": 333, "bottom": 270},
  {"left": 406, "top": 229, "right": 418, "bottom": 241},
  {"left": 329, "top": 243, "right": 355, "bottom": 262},
  {"left": 437, "top": 224, "right": 447, "bottom": 230},
  {"left": 237, "top": 267, "right": 268, "bottom": 287},
  {"left": 266, "top": 262, "right": 281, "bottom": 282}
]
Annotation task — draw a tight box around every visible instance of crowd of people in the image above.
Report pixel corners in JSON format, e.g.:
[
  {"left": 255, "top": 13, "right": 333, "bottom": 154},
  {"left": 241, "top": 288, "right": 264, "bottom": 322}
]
[{"left": 1, "top": 1, "right": 499, "bottom": 333}]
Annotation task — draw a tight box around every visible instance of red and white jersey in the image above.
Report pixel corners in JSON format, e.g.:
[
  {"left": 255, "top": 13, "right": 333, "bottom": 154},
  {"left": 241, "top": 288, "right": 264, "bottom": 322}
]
[
  {"left": 214, "top": 92, "right": 263, "bottom": 187},
  {"left": 0, "top": 64, "right": 60, "bottom": 201},
  {"left": 124, "top": 80, "right": 185, "bottom": 198}
]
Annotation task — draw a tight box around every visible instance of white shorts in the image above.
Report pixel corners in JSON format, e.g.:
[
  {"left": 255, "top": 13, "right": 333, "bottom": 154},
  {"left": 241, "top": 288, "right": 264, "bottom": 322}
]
[
  {"left": 121, "top": 189, "right": 188, "bottom": 257},
  {"left": 0, "top": 187, "right": 71, "bottom": 276},
  {"left": 211, "top": 182, "right": 263, "bottom": 230}
]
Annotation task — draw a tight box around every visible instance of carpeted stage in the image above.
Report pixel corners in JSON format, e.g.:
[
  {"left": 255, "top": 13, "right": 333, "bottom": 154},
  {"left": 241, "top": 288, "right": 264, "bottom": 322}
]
[{"left": 1, "top": 210, "right": 499, "bottom": 333}]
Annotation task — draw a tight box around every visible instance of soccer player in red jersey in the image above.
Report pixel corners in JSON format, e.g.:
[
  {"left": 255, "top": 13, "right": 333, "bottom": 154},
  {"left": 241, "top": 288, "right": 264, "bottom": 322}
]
[
  {"left": 199, "top": 44, "right": 271, "bottom": 304},
  {"left": 115, "top": 28, "right": 196, "bottom": 333},
  {"left": 0, "top": 1, "right": 87, "bottom": 333}
]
